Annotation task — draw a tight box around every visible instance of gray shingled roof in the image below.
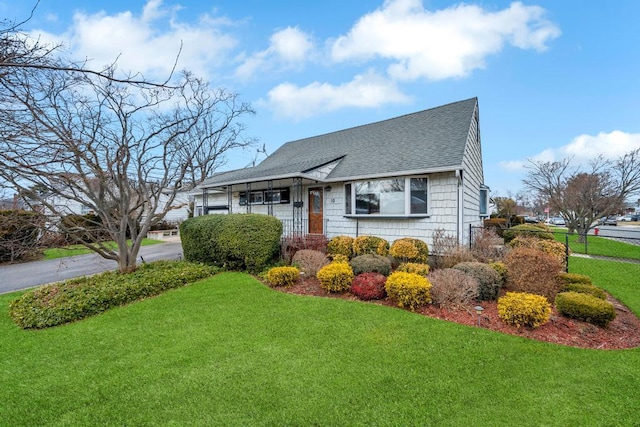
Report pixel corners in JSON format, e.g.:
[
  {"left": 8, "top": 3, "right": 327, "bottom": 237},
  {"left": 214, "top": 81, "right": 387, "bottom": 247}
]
[{"left": 201, "top": 97, "right": 478, "bottom": 187}]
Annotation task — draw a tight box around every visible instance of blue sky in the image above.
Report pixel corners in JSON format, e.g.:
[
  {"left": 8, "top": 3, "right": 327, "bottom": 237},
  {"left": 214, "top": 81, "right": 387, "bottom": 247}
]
[{"left": 4, "top": 0, "right": 640, "bottom": 197}]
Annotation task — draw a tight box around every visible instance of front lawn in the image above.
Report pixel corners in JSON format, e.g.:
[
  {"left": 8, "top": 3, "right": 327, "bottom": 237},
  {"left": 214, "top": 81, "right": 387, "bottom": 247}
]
[
  {"left": 554, "top": 231, "right": 640, "bottom": 260},
  {"left": 1, "top": 263, "right": 639, "bottom": 425},
  {"left": 42, "top": 238, "right": 164, "bottom": 260}
]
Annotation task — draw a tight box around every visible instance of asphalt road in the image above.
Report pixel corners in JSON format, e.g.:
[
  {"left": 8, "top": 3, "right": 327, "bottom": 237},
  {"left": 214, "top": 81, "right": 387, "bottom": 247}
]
[{"left": 0, "top": 241, "right": 184, "bottom": 294}]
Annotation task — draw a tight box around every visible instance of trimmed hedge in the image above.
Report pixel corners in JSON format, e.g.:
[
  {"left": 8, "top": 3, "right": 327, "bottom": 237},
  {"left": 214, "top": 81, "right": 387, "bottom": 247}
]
[
  {"left": 0, "top": 210, "right": 41, "bottom": 262},
  {"left": 180, "top": 214, "right": 282, "bottom": 273},
  {"left": 497, "top": 292, "right": 551, "bottom": 328},
  {"left": 317, "top": 262, "right": 354, "bottom": 292},
  {"left": 267, "top": 266, "right": 300, "bottom": 287},
  {"left": 385, "top": 271, "right": 432, "bottom": 310},
  {"left": 453, "top": 261, "right": 501, "bottom": 301},
  {"left": 350, "top": 272, "right": 387, "bottom": 300},
  {"left": 389, "top": 238, "right": 429, "bottom": 263},
  {"left": 350, "top": 254, "right": 392, "bottom": 276},
  {"left": 503, "top": 224, "right": 554, "bottom": 243},
  {"left": 563, "top": 283, "right": 607, "bottom": 300},
  {"left": 555, "top": 291, "right": 616, "bottom": 327},
  {"left": 353, "top": 236, "right": 389, "bottom": 257},
  {"left": 9, "top": 261, "right": 218, "bottom": 329},
  {"left": 396, "top": 262, "right": 430, "bottom": 276},
  {"left": 327, "top": 236, "right": 354, "bottom": 260}
]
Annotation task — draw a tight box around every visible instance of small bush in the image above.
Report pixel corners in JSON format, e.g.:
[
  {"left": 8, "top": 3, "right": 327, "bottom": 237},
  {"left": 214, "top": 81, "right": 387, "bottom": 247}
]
[
  {"left": 428, "top": 268, "right": 479, "bottom": 308},
  {"left": 0, "top": 210, "right": 42, "bottom": 262},
  {"left": 397, "top": 262, "right": 430, "bottom": 276},
  {"left": 555, "top": 292, "right": 616, "bottom": 327},
  {"left": 562, "top": 283, "right": 607, "bottom": 300},
  {"left": 510, "top": 235, "right": 567, "bottom": 267},
  {"left": 317, "top": 262, "right": 354, "bottom": 293},
  {"left": 385, "top": 271, "right": 432, "bottom": 310},
  {"left": 389, "top": 238, "right": 429, "bottom": 263},
  {"left": 503, "top": 224, "right": 554, "bottom": 243},
  {"left": 267, "top": 266, "right": 300, "bottom": 287},
  {"left": 353, "top": 235, "right": 389, "bottom": 257},
  {"left": 489, "top": 261, "right": 508, "bottom": 285},
  {"left": 292, "top": 249, "right": 329, "bottom": 277},
  {"left": 471, "top": 228, "right": 506, "bottom": 263},
  {"left": 504, "top": 247, "right": 564, "bottom": 301},
  {"left": 430, "top": 229, "right": 476, "bottom": 269},
  {"left": 350, "top": 254, "right": 392, "bottom": 276},
  {"left": 483, "top": 218, "right": 509, "bottom": 237},
  {"left": 350, "top": 272, "right": 387, "bottom": 300},
  {"left": 9, "top": 261, "right": 218, "bottom": 329},
  {"left": 331, "top": 254, "right": 349, "bottom": 263},
  {"left": 327, "top": 236, "right": 354, "bottom": 260},
  {"left": 281, "top": 234, "right": 327, "bottom": 263},
  {"left": 497, "top": 292, "right": 551, "bottom": 328},
  {"left": 453, "top": 261, "right": 501, "bottom": 301},
  {"left": 557, "top": 272, "right": 592, "bottom": 286}
]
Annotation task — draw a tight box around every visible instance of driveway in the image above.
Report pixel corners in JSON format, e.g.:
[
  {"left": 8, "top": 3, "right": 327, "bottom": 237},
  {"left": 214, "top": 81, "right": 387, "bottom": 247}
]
[{"left": 0, "top": 241, "right": 184, "bottom": 294}]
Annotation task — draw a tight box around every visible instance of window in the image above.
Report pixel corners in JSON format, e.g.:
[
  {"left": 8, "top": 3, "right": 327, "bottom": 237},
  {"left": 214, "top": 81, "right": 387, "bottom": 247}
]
[
  {"left": 239, "top": 188, "right": 290, "bottom": 206},
  {"left": 479, "top": 186, "right": 489, "bottom": 216},
  {"left": 346, "top": 177, "right": 428, "bottom": 216}
]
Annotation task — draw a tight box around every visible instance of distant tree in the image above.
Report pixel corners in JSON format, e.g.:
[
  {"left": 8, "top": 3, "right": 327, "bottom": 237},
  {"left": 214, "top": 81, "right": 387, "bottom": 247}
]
[
  {"left": 492, "top": 196, "right": 518, "bottom": 219},
  {"left": 0, "top": 9, "right": 255, "bottom": 272},
  {"left": 523, "top": 150, "right": 640, "bottom": 241}
]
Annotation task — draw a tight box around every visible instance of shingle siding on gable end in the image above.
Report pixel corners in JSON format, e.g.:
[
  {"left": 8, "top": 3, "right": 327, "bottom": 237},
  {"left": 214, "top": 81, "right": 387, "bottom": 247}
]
[{"left": 461, "top": 103, "right": 485, "bottom": 242}]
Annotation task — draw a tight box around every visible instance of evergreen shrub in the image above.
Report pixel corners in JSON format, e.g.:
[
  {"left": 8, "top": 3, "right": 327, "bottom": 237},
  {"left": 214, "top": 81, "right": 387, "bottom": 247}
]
[
  {"left": 497, "top": 292, "right": 551, "bottom": 328},
  {"left": 385, "top": 271, "right": 432, "bottom": 310},
  {"left": 555, "top": 291, "right": 616, "bottom": 327}
]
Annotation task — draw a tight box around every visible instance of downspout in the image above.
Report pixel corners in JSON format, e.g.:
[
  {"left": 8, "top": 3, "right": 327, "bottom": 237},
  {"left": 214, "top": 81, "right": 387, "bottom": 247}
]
[{"left": 456, "top": 169, "right": 464, "bottom": 245}]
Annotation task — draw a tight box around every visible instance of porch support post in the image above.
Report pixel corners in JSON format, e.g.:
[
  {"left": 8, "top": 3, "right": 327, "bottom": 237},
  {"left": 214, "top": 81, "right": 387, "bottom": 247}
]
[
  {"left": 246, "top": 182, "right": 251, "bottom": 214},
  {"left": 267, "top": 180, "right": 273, "bottom": 216},
  {"left": 202, "top": 188, "right": 208, "bottom": 215},
  {"left": 292, "top": 177, "right": 303, "bottom": 235},
  {"left": 227, "top": 185, "right": 233, "bottom": 213}
]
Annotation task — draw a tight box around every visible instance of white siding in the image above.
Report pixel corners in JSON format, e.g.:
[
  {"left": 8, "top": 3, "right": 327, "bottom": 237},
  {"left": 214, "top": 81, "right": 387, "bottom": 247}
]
[{"left": 460, "top": 103, "right": 485, "bottom": 244}]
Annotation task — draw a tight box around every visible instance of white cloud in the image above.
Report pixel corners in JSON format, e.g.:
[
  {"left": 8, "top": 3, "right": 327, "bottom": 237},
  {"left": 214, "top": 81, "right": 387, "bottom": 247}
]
[
  {"left": 235, "top": 26, "right": 313, "bottom": 79},
  {"left": 29, "top": 0, "right": 237, "bottom": 80},
  {"left": 262, "top": 71, "right": 410, "bottom": 119},
  {"left": 331, "top": 0, "right": 560, "bottom": 81},
  {"left": 500, "top": 131, "right": 640, "bottom": 171}
]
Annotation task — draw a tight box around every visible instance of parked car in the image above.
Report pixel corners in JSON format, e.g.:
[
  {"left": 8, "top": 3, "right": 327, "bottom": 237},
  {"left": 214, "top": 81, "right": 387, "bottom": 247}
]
[
  {"left": 598, "top": 216, "right": 618, "bottom": 226},
  {"left": 545, "top": 217, "right": 565, "bottom": 226},
  {"left": 618, "top": 214, "right": 639, "bottom": 222}
]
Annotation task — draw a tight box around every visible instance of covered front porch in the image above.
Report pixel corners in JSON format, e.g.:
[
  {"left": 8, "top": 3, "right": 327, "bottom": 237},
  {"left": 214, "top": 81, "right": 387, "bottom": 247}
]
[{"left": 195, "top": 176, "right": 331, "bottom": 237}]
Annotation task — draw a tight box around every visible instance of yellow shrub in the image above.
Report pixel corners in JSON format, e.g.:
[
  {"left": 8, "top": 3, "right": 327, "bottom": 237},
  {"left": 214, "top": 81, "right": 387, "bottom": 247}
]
[
  {"left": 509, "top": 236, "right": 567, "bottom": 267},
  {"left": 316, "top": 262, "right": 354, "bottom": 292},
  {"left": 489, "top": 261, "right": 508, "bottom": 285},
  {"left": 396, "top": 262, "right": 430, "bottom": 276},
  {"left": 327, "top": 236, "right": 354, "bottom": 260},
  {"left": 353, "top": 236, "right": 389, "bottom": 257},
  {"left": 331, "top": 254, "right": 349, "bottom": 263},
  {"left": 497, "top": 292, "right": 551, "bottom": 328},
  {"left": 389, "top": 238, "right": 429, "bottom": 263},
  {"left": 266, "top": 266, "right": 300, "bottom": 287},
  {"left": 385, "top": 271, "right": 432, "bottom": 310}
]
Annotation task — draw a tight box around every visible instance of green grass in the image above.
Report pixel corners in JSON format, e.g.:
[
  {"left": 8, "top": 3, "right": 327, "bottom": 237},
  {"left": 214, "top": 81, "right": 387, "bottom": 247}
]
[
  {"left": 553, "top": 231, "right": 640, "bottom": 260},
  {"left": 42, "top": 238, "right": 163, "bottom": 260},
  {"left": 1, "top": 266, "right": 639, "bottom": 425}
]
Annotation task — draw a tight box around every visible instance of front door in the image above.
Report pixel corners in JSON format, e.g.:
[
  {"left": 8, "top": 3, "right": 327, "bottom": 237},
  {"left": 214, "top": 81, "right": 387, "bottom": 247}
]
[{"left": 308, "top": 187, "right": 324, "bottom": 234}]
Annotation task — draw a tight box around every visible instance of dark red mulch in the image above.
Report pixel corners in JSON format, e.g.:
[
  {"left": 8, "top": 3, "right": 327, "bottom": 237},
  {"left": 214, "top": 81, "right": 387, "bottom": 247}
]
[{"left": 272, "top": 277, "right": 640, "bottom": 350}]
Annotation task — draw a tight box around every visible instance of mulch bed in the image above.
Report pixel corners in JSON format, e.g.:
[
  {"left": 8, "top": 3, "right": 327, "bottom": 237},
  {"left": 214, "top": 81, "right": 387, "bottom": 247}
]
[{"left": 271, "top": 277, "right": 640, "bottom": 350}]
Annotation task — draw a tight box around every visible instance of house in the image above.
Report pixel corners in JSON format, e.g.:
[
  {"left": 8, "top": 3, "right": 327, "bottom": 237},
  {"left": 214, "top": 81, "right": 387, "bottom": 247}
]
[{"left": 193, "top": 97, "right": 489, "bottom": 246}]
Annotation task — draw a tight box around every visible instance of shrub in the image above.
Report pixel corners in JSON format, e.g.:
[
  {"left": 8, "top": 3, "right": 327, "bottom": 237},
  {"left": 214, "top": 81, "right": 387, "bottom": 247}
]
[
  {"left": 9, "top": 261, "right": 218, "bottom": 329},
  {"left": 562, "top": 283, "right": 607, "bottom": 300},
  {"left": 281, "top": 234, "right": 327, "bottom": 263},
  {"left": 489, "top": 261, "right": 508, "bottom": 285},
  {"left": 483, "top": 218, "right": 509, "bottom": 237},
  {"left": 350, "top": 272, "right": 387, "bottom": 300},
  {"left": 557, "top": 272, "right": 592, "bottom": 286},
  {"left": 267, "top": 266, "right": 300, "bottom": 287},
  {"left": 353, "top": 235, "right": 389, "bottom": 257},
  {"left": 428, "top": 268, "right": 479, "bottom": 308},
  {"left": 327, "top": 236, "right": 354, "bottom": 260},
  {"left": 498, "top": 292, "right": 552, "bottom": 328},
  {"left": 385, "top": 271, "right": 432, "bottom": 310},
  {"left": 503, "top": 224, "right": 554, "bottom": 243},
  {"left": 453, "top": 261, "right": 501, "bottom": 301},
  {"left": 180, "top": 213, "right": 282, "bottom": 273},
  {"left": 471, "top": 227, "right": 506, "bottom": 263},
  {"left": 555, "top": 292, "right": 616, "bottom": 327},
  {"left": 396, "top": 262, "right": 430, "bottom": 276},
  {"left": 430, "top": 229, "right": 476, "bottom": 269},
  {"left": 350, "top": 254, "right": 392, "bottom": 276},
  {"left": 317, "top": 262, "right": 354, "bottom": 293},
  {"left": 504, "top": 247, "right": 564, "bottom": 301},
  {"left": 292, "top": 249, "right": 329, "bottom": 277},
  {"left": 389, "top": 238, "right": 429, "bottom": 263},
  {"left": 510, "top": 235, "right": 567, "bottom": 267},
  {"left": 60, "top": 213, "right": 108, "bottom": 243},
  {"left": 331, "top": 254, "right": 349, "bottom": 263},
  {"left": 0, "top": 210, "right": 42, "bottom": 263}
]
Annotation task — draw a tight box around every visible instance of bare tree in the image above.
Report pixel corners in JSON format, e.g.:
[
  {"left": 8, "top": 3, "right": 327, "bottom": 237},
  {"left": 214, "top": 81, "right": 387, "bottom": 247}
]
[
  {"left": 523, "top": 150, "right": 640, "bottom": 241},
  {"left": 0, "top": 15, "right": 254, "bottom": 272}
]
